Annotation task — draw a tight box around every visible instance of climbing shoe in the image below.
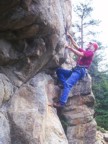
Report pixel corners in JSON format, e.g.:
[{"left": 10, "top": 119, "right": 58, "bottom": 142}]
[{"left": 53, "top": 102, "right": 64, "bottom": 108}]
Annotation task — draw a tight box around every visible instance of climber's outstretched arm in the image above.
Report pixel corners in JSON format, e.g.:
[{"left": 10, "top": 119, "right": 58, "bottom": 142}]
[
  {"left": 65, "top": 44, "right": 84, "bottom": 57},
  {"left": 67, "top": 33, "right": 79, "bottom": 49}
]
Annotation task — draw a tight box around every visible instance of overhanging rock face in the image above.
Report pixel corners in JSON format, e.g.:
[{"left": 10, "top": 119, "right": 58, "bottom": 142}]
[
  {"left": 0, "top": 0, "right": 97, "bottom": 144},
  {"left": 0, "top": 0, "right": 72, "bottom": 86},
  {"left": 0, "top": 0, "right": 72, "bottom": 143}
]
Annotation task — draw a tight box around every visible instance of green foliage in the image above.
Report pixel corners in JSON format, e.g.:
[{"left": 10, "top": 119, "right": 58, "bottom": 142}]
[
  {"left": 73, "top": 0, "right": 108, "bottom": 131},
  {"left": 89, "top": 41, "right": 108, "bottom": 130},
  {"left": 96, "top": 114, "right": 108, "bottom": 130},
  {"left": 74, "top": 2, "right": 93, "bottom": 18},
  {"left": 73, "top": 0, "right": 100, "bottom": 48},
  {"left": 97, "top": 126, "right": 106, "bottom": 133},
  {"left": 91, "top": 70, "right": 108, "bottom": 130}
]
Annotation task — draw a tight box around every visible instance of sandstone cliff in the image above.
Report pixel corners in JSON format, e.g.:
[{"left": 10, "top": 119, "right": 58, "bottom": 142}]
[{"left": 0, "top": 0, "right": 97, "bottom": 144}]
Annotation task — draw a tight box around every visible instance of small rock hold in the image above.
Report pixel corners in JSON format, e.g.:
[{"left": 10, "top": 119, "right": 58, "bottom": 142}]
[{"left": 104, "top": 133, "right": 108, "bottom": 142}]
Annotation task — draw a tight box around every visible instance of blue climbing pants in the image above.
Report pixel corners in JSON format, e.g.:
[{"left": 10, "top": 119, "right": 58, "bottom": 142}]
[{"left": 56, "top": 66, "right": 86, "bottom": 105}]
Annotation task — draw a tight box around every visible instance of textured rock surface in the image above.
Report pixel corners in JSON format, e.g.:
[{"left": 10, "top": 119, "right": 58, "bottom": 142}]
[
  {"left": 60, "top": 75, "right": 97, "bottom": 144},
  {"left": 0, "top": 0, "right": 97, "bottom": 144},
  {"left": 96, "top": 131, "right": 108, "bottom": 144},
  {"left": 0, "top": 0, "right": 72, "bottom": 143},
  {"left": 0, "top": 112, "right": 10, "bottom": 144},
  {"left": 0, "top": 0, "right": 73, "bottom": 87},
  {"left": 8, "top": 73, "right": 68, "bottom": 144},
  {"left": 0, "top": 73, "right": 13, "bottom": 106}
]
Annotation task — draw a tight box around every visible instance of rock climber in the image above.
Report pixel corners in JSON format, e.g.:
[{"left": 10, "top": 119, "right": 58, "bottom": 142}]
[{"left": 53, "top": 33, "right": 99, "bottom": 108}]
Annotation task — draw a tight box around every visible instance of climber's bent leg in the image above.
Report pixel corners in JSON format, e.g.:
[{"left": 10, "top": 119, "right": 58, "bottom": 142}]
[
  {"left": 59, "top": 67, "right": 86, "bottom": 105},
  {"left": 56, "top": 68, "right": 72, "bottom": 86},
  {"left": 59, "top": 71, "right": 80, "bottom": 104}
]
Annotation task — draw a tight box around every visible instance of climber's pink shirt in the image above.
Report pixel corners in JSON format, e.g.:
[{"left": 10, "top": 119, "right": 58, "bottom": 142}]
[{"left": 76, "top": 48, "right": 94, "bottom": 69}]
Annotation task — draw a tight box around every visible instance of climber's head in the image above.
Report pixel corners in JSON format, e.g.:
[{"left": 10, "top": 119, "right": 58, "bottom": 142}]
[{"left": 86, "top": 42, "right": 99, "bottom": 51}]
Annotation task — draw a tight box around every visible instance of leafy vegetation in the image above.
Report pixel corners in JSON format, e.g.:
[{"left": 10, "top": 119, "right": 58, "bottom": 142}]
[
  {"left": 89, "top": 43, "right": 108, "bottom": 130},
  {"left": 91, "top": 71, "right": 108, "bottom": 130},
  {"left": 97, "top": 126, "right": 106, "bottom": 133},
  {"left": 73, "top": 0, "right": 100, "bottom": 48},
  {"left": 73, "top": 0, "right": 108, "bottom": 130}
]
